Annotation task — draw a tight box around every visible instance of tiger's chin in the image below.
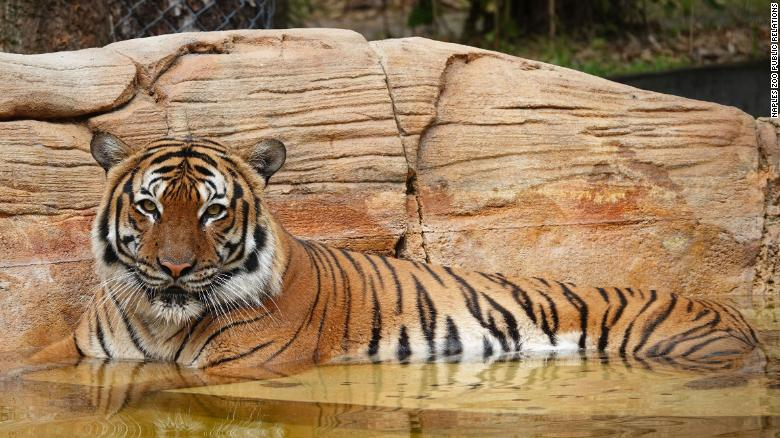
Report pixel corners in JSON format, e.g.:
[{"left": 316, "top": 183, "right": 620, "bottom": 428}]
[{"left": 147, "top": 287, "right": 205, "bottom": 326}]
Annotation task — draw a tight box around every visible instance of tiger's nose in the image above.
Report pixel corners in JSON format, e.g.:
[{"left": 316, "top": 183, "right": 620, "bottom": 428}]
[{"left": 158, "top": 258, "right": 194, "bottom": 279}]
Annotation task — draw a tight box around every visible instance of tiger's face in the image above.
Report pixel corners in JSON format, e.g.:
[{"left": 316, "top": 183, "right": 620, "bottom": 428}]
[{"left": 90, "top": 134, "right": 287, "bottom": 325}]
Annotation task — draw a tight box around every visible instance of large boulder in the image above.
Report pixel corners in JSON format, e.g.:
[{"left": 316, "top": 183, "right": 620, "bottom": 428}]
[{"left": 0, "top": 29, "right": 774, "bottom": 352}]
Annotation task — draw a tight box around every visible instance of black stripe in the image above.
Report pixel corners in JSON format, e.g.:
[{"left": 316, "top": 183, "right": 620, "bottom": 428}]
[
  {"left": 397, "top": 326, "right": 411, "bottom": 362},
  {"left": 330, "top": 249, "right": 354, "bottom": 352},
  {"left": 73, "top": 333, "right": 85, "bottom": 357},
  {"left": 362, "top": 256, "right": 383, "bottom": 359},
  {"left": 367, "top": 287, "right": 382, "bottom": 358},
  {"left": 633, "top": 294, "right": 679, "bottom": 355},
  {"left": 224, "top": 201, "right": 250, "bottom": 264},
  {"left": 173, "top": 316, "right": 207, "bottom": 362},
  {"left": 619, "top": 289, "right": 657, "bottom": 357},
  {"left": 597, "top": 307, "right": 611, "bottom": 352},
  {"left": 511, "top": 286, "right": 538, "bottom": 325},
  {"left": 207, "top": 341, "right": 273, "bottom": 368},
  {"left": 108, "top": 293, "right": 152, "bottom": 359},
  {"left": 243, "top": 252, "right": 259, "bottom": 272},
  {"left": 301, "top": 241, "right": 328, "bottom": 328},
  {"left": 597, "top": 287, "right": 628, "bottom": 352},
  {"left": 538, "top": 305, "right": 557, "bottom": 346},
  {"left": 96, "top": 202, "right": 119, "bottom": 265},
  {"left": 619, "top": 322, "right": 635, "bottom": 358},
  {"left": 95, "top": 313, "right": 111, "bottom": 359},
  {"left": 447, "top": 269, "right": 514, "bottom": 352},
  {"left": 149, "top": 149, "right": 218, "bottom": 167},
  {"left": 363, "top": 254, "right": 386, "bottom": 290},
  {"left": 534, "top": 277, "right": 550, "bottom": 287},
  {"left": 189, "top": 313, "right": 271, "bottom": 365},
  {"left": 637, "top": 289, "right": 659, "bottom": 316},
  {"left": 443, "top": 316, "right": 462, "bottom": 357},
  {"left": 611, "top": 287, "right": 628, "bottom": 326},
  {"left": 680, "top": 335, "right": 732, "bottom": 358},
  {"left": 537, "top": 290, "right": 560, "bottom": 341},
  {"left": 486, "top": 313, "right": 509, "bottom": 352},
  {"left": 250, "top": 226, "right": 267, "bottom": 253},
  {"left": 99, "top": 302, "right": 116, "bottom": 339},
  {"left": 102, "top": 244, "right": 119, "bottom": 266},
  {"left": 707, "top": 300, "right": 758, "bottom": 346},
  {"left": 193, "top": 165, "right": 214, "bottom": 177},
  {"left": 233, "top": 179, "right": 245, "bottom": 200},
  {"left": 218, "top": 207, "right": 239, "bottom": 237},
  {"left": 649, "top": 316, "right": 723, "bottom": 357},
  {"left": 417, "top": 263, "right": 445, "bottom": 287},
  {"left": 413, "top": 274, "right": 438, "bottom": 361},
  {"left": 479, "top": 273, "right": 538, "bottom": 326},
  {"left": 113, "top": 196, "right": 135, "bottom": 261},
  {"left": 305, "top": 243, "right": 332, "bottom": 363},
  {"left": 378, "top": 256, "right": 404, "bottom": 314},
  {"left": 481, "top": 292, "right": 521, "bottom": 352},
  {"left": 298, "top": 241, "right": 324, "bottom": 328},
  {"left": 341, "top": 249, "right": 378, "bottom": 355},
  {"left": 482, "top": 336, "right": 493, "bottom": 360},
  {"left": 693, "top": 308, "right": 711, "bottom": 321},
  {"left": 98, "top": 166, "right": 135, "bottom": 242},
  {"left": 153, "top": 165, "right": 178, "bottom": 175},
  {"left": 559, "top": 282, "right": 588, "bottom": 349},
  {"left": 443, "top": 267, "right": 485, "bottom": 327},
  {"left": 264, "top": 242, "right": 338, "bottom": 365}
]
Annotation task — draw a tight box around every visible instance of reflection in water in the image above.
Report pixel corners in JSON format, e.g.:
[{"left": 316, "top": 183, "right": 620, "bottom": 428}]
[{"left": 1, "top": 295, "right": 779, "bottom": 436}]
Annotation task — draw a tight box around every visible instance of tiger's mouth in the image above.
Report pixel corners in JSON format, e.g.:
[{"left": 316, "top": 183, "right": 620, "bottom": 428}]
[
  {"left": 154, "top": 286, "right": 196, "bottom": 306},
  {"left": 145, "top": 285, "right": 205, "bottom": 325}
]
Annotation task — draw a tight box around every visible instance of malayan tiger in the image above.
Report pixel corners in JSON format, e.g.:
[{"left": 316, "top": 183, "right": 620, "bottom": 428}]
[{"left": 27, "top": 133, "right": 760, "bottom": 377}]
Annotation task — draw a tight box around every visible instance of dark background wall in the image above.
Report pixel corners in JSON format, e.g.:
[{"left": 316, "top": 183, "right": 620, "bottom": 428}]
[{"left": 614, "top": 61, "right": 769, "bottom": 118}]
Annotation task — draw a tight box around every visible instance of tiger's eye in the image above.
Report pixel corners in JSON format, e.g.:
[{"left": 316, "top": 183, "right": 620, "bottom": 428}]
[
  {"left": 206, "top": 204, "right": 225, "bottom": 217},
  {"left": 140, "top": 200, "right": 157, "bottom": 214}
]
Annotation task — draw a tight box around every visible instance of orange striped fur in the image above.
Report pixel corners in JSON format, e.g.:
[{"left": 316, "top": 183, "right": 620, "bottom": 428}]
[{"left": 30, "top": 135, "right": 760, "bottom": 376}]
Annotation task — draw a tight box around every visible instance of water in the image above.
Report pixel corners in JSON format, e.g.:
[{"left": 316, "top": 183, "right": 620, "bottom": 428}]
[{"left": 1, "top": 295, "right": 779, "bottom": 437}]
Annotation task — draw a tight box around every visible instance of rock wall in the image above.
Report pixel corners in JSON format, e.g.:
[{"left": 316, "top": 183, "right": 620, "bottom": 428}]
[{"left": 0, "top": 29, "right": 775, "bottom": 352}]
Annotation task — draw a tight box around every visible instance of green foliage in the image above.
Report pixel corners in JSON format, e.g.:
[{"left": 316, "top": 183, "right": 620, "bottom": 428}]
[
  {"left": 497, "top": 36, "right": 695, "bottom": 78},
  {"left": 286, "top": 0, "right": 314, "bottom": 27},
  {"left": 408, "top": 0, "right": 434, "bottom": 27},
  {"left": 282, "top": 0, "right": 767, "bottom": 78}
]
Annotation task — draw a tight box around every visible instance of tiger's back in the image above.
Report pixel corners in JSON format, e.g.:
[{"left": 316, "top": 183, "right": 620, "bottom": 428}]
[{"left": 286, "top": 241, "right": 760, "bottom": 367}]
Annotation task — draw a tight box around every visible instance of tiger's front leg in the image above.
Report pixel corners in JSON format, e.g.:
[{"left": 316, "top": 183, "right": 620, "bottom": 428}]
[{"left": 172, "top": 305, "right": 333, "bottom": 379}]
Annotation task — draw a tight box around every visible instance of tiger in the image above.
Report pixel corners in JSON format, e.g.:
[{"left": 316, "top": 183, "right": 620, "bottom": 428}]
[{"left": 27, "top": 133, "right": 760, "bottom": 377}]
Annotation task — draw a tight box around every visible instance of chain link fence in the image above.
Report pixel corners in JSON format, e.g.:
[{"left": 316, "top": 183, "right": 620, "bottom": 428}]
[{"left": 111, "top": 0, "right": 276, "bottom": 42}]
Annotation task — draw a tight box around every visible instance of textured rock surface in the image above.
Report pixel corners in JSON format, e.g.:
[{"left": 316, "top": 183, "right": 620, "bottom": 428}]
[
  {"left": 373, "top": 37, "right": 763, "bottom": 296},
  {"left": 755, "top": 118, "right": 780, "bottom": 295},
  {"left": 0, "top": 49, "right": 136, "bottom": 119},
  {"left": 0, "top": 29, "right": 775, "bottom": 352}
]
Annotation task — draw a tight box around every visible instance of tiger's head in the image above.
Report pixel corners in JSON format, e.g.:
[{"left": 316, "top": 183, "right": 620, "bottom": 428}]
[{"left": 90, "top": 133, "right": 287, "bottom": 325}]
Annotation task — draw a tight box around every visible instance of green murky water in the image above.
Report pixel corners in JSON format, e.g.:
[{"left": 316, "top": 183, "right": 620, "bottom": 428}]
[{"left": 1, "top": 295, "right": 779, "bottom": 437}]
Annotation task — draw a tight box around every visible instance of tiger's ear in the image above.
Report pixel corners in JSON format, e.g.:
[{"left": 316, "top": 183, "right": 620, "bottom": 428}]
[
  {"left": 243, "top": 139, "right": 286, "bottom": 183},
  {"left": 90, "top": 132, "right": 131, "bottom": 171}
]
